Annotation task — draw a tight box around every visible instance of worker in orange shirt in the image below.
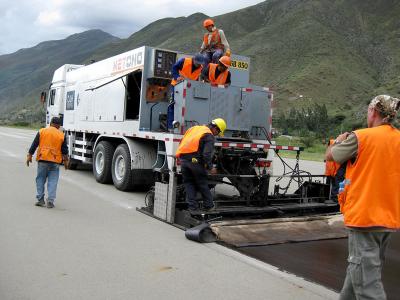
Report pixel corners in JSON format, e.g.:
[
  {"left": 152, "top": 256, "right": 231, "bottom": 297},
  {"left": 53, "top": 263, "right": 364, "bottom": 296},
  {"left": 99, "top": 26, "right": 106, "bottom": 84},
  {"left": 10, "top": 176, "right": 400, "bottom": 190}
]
[
  {"left": 171, "top": 53, "right": 205, "bottom": 86},
  {"left": 27, "top": 117, "right": 69, "bottom": 208},
  {"left": 167, "top": 54, "right": 205, "bottom": 130},
  {"left": 325, "top": 95, "right": 400, "bottom": 300},
  {"left": 200, "top": 19, "right": 231, "bottom": 66},
  {"left": 176, "top": 118, "right": 227, "bottom": 212},
  {"left": 201, "top": 56, "right": 231, "bottom": 85}
]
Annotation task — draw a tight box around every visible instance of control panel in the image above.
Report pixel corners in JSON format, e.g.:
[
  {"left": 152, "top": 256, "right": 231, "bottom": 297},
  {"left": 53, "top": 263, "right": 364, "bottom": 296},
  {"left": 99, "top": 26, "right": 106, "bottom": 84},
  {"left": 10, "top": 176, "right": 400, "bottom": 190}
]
[{"left": 153, "top": 50, "right": 177, "bottom": 79}]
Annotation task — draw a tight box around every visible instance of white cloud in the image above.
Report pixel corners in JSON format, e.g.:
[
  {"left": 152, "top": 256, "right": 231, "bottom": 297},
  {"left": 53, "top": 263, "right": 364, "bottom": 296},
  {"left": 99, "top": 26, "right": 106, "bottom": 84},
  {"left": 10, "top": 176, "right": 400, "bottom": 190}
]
[
  {"left": 36, "top": 10, "right": 62, "bottom": 26},
  {"left": 0, "top": 0, "right": 263, "bottom": 55}
]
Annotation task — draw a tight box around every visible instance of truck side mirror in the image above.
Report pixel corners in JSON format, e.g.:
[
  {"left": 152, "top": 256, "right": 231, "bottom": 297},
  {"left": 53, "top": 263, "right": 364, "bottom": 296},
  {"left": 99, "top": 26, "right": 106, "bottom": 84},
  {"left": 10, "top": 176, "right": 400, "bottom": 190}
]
[{"left": 40, "top": 91, "right": 47, "bottom": 104}]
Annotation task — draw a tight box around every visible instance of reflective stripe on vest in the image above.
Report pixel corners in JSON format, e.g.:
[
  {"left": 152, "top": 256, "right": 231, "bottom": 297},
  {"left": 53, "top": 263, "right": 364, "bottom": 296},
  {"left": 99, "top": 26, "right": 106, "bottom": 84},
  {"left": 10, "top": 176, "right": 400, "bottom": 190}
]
[
  {"left": 176, "top": 125, "right": 212, "bottom": 157},
  {"left": 171, "top": 58, "right": 202, "bottom": 86},
  {"left": 203, "top": 29, "right": 224, "bottom": 50},
  {"left": 340, "top": 125, "right": 400, "bottom": 228},
  {"left": 325, "top": 139, "right": 340, "bottom": 176},
  {"left": 208, "top": 63, "right": 229, "bottom": 85},
  {"left": 36, "top": 126, "right": 64, "bottom": 163}
]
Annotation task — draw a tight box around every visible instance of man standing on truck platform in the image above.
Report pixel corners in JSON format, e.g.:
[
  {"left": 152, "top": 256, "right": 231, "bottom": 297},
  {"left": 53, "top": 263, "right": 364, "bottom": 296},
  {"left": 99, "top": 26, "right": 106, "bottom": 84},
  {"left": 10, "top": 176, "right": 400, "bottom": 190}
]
[
  {"left": 201, "top": 56, "right": 231, "bottom": 85},
  {"left": 325, "top": 95, "right": 400, "bottom": 300},
  {"left": 27, "top": 117, "right": 69, "bottom": 208},
  {"left": 171, "top": 53, "right": 205, "bottom": 86},
  {"left": 200, "top": 18, "right": 231, "bottom": 66},
  {"left": 168, "top": 54, "right": 205, "bottom": 130},
  {"left": 176, "top": 118, "right": 227, "bottom": 212}
]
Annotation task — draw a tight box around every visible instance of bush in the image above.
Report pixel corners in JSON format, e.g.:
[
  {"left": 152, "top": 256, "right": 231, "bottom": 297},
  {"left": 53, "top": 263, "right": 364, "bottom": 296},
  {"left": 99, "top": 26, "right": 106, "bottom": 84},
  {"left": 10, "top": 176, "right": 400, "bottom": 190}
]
[{"left": 300, "top": 136, "right": 315, "bottom": 148}]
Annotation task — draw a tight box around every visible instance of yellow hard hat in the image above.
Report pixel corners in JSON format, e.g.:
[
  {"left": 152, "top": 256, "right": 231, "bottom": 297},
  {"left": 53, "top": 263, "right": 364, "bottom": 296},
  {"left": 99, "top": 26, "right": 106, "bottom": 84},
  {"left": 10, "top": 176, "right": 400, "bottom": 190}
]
[{"left": 212, "top": 118, "right": 227, "bottom": 136}]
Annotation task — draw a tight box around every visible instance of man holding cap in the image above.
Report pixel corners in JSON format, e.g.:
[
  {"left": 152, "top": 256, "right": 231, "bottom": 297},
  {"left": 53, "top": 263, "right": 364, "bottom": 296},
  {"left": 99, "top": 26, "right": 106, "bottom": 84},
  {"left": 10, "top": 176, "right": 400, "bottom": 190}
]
[
  {"left": 27, "top": 117, "right": 69, "bottom": 208},
  {"left": 325, "top": 95, "right": 400, "bottom": 299}
]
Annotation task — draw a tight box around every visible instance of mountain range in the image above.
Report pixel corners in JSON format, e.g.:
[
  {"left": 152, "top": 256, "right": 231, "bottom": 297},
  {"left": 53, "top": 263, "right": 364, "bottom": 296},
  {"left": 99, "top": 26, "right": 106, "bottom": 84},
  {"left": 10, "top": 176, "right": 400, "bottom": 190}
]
[{"left": 1, "top": 0, "right": 399, "bottom": 128}]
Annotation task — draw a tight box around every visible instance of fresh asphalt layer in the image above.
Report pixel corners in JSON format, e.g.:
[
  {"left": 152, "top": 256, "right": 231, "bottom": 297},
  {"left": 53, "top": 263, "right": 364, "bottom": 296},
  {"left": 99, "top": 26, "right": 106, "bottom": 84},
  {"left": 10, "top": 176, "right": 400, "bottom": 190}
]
[{"left": 0, "top": 127, "right": 337, "bottom": 300}]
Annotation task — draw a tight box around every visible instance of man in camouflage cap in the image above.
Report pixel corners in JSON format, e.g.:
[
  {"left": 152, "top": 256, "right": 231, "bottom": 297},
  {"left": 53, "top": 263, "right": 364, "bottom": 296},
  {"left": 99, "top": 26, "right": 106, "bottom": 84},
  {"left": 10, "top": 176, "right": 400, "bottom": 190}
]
[
  {"left": 368, "top": 94, "right": 400, "bottom": 125},
  {"left": 325, "top": 95, "right": 400, "bottom": 299}
]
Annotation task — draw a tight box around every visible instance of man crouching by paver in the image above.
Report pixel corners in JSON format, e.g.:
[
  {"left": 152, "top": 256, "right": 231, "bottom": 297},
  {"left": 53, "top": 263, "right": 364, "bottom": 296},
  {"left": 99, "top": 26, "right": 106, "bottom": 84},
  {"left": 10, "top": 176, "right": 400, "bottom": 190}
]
[
  {"left": 325, "top": 95, "right": 400, "bottom": 300},
  {"left": 26, "top": 117, "right": 69, "bottom": 208}
]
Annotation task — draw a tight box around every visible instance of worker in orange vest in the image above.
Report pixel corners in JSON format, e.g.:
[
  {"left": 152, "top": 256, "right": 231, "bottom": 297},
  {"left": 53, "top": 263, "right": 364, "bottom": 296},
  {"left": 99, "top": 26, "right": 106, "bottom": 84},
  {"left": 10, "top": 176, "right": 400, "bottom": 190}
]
[
  {"left": 27, "top": 117, "right": 69, "bottom": 208},
  {"left": 325, "top": 95, "right": 400, "bottom": 299},
  {"left": 201, "top": 56, "right": 231, "bottom": 85},
  {"left": 324, "top": 139, "right": 341, "bottom": 200},
  {"left": 200, "top": 18, "right": 231, "bottom": 66},
  {"left": 171, "top": 54, "right": 205, "bottom": 86},
  {"left": 168, "top": 54, "right": 205, "bottom": 130},
  {"left": 176, "top": 118, "right": 227, "bottom": 212}
]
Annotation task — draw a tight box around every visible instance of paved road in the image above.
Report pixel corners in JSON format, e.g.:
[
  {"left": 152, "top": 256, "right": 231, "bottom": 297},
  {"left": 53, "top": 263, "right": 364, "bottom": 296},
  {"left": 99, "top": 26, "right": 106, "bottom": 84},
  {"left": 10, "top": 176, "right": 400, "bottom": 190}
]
[{"left": 0, "top": 127, "right": 337, "bottom": 300}]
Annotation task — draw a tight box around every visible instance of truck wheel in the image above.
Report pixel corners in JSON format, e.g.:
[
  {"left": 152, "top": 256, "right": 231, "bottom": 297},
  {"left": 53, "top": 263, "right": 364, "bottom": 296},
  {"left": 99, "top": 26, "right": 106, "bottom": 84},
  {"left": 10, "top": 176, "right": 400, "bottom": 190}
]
[
  {"left": 112, "top": 144, "right": 134, "bottom": 191},
  {"left": 93, "top": 141, "right": 115, "bottom": 184}
]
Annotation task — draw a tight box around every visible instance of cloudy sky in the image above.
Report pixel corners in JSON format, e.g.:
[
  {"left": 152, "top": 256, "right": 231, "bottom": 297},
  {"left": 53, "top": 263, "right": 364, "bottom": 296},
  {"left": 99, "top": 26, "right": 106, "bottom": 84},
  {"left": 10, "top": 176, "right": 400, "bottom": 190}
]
[{"left": 1, "top": 0, "right": 264, "bottom": 55}]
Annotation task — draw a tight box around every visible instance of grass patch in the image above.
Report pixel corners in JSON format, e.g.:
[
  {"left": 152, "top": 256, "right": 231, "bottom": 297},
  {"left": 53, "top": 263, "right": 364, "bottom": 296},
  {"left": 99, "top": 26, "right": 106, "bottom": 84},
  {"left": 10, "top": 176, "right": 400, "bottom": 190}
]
[
  {"left": 274, "top": 135, "right": 326, "bottom": 161},
  {"left": 1, "top": 122, "right": 41, "bottom": 130}
]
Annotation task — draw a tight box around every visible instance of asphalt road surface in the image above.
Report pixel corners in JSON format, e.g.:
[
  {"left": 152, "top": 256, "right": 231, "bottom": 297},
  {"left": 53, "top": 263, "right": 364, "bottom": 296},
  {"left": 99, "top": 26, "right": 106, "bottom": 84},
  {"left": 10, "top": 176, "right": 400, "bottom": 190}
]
[{"left": 0, "top": 127, "right": 337, "bottom": 300}]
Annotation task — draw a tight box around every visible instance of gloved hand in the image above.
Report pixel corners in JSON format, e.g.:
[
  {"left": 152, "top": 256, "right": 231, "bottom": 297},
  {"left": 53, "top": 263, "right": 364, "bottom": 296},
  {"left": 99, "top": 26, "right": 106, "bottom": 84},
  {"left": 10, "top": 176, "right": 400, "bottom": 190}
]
[
  {"left": 209, "top": 167, "right": 218, "bottom": 175},
  {"left": 26, "top": 154, "right": 32, "bottom": 167},
  {"left": 63, "top": 155, "right": 69, "bottom": 170},
  {"left": 191, "top": 157, "right": 198, "bottom": 164},
  {"left": 225, "top": 49, "right": 231, "bottom": 57}
]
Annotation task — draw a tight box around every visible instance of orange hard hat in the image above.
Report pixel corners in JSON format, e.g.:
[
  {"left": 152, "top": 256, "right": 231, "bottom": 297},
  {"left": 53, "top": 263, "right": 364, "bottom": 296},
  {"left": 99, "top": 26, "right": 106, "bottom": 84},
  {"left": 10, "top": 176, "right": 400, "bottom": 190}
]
[
  {"left": 219, "top": 56, "right": 231, "bottom": 67},
  {"left": 203, "top": 19, "right": 214, "bottom": 28}
]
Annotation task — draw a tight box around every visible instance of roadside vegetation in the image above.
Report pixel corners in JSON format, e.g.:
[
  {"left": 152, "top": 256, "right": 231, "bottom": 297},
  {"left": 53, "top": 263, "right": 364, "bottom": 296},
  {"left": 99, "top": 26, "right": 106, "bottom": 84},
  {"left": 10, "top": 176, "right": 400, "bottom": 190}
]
[{"left": 273, "top": 135, "right": 326, "bottom": 161}]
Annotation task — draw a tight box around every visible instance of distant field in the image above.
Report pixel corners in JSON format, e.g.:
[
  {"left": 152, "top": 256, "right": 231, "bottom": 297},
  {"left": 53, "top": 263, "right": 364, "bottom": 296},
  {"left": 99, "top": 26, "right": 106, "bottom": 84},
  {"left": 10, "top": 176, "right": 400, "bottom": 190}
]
[{"left": 273, "top": 136, "right": 326, "bottom": 162}]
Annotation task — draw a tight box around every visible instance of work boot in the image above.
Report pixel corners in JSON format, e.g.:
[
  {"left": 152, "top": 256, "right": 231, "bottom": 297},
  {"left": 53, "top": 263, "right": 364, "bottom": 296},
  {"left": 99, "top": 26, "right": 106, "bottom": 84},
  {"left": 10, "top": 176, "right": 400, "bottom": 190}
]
[
  {"left": 203, "top": 205, "right": 215, "bottom": 212},
  {"left": 35, "top": 200, "right": 45, "bottom": 207},
  {"left": 188, "top": 207, "right": 200, "bottom": 215},
  {"left": 47, "top": 202, "right": 55, "bottom": 209}
]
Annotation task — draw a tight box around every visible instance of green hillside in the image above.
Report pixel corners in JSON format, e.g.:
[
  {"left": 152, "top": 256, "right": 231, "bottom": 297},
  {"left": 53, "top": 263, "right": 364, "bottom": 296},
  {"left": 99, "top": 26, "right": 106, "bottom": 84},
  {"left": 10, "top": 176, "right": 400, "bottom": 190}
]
[
  {"left": 1, "top": 0, "right": 400, "bottom": 129},
  {"left": 0, "top": 30, "right": 119, "bottom": 124}
]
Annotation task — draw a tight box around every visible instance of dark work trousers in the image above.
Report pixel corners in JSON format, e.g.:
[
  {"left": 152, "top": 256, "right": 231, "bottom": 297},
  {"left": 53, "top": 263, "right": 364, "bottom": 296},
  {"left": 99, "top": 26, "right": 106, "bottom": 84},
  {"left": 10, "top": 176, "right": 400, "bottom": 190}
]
[
  {"left": 331, "top": 163, "right": 346, "bottom": 200},
  {"left": 181, "top": 160, "right": 213, "bottom": 210}
]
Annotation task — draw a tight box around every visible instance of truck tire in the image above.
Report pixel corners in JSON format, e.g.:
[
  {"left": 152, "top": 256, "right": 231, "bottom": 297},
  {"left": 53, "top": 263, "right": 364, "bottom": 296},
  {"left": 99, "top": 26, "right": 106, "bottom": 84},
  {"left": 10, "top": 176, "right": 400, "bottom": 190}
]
[
  {"left": 111, "top": 144, "right": 134, "bottom": 191},
  {"left": 93, "top": 141, "right": 115, "bottom": 184}
]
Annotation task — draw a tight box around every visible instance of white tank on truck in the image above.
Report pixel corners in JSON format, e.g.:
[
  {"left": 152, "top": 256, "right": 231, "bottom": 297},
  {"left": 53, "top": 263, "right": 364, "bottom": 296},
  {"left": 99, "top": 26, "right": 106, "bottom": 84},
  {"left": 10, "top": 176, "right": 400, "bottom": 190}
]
[
  {"left": 43, "top": 45, "right": 337, "bottom": 229},
  {"left": 44, "top": 46, "right": 275, "bottom": 191}
]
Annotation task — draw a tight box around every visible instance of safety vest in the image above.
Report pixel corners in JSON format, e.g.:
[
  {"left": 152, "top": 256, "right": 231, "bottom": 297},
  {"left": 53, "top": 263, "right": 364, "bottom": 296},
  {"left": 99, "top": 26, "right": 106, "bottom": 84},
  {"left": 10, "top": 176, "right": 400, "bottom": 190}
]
[
  {"left": 208, "top": 63, "right": 229, "bottom": 85},
  {"left": 203, "top": 29, "right": 224, "bottom": 51},
  {"left": 176, "top": 126, "right": 212, "bottom": 157},
  {"left": 338, "top": 125, "right": 400, "bottom": 229},
  {"left": 325, "top": 139, "right": 340, "bottom": 176},
  {"left": 171, "top": 58, "right": 202, "bottom": 86},
  {"left": 36, "top": 126, "right": 65, "bottom": 163}
]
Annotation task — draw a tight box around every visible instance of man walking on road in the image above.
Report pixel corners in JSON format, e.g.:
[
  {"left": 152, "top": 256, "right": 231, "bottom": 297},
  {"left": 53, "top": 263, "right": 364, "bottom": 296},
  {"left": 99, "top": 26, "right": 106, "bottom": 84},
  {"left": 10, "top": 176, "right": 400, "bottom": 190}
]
[
  {"left": 176, "top": 118, "right": 226, "bottom": 212},
  {"left": 325, "top": 95, "right": 400, "bottom": 300},
  {"left": 27, "top": 117, "right": 69, "bottom": 208}
]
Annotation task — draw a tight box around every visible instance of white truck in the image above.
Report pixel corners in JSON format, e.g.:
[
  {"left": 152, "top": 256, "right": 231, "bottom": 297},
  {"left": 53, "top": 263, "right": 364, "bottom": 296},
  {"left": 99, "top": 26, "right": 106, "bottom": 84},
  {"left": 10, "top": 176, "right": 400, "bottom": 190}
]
[{"left": 44, "top": 46, "right": 335, "bottom": 227}]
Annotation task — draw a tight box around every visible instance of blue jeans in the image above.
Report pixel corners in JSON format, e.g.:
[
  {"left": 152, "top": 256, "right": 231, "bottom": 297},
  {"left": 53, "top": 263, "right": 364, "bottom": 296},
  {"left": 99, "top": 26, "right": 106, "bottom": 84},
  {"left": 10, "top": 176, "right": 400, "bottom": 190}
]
[
  {"left": 203, "top": 49, "right": 224, "bottom": 66},
  {"left": 36, "top": 161, "right": 60, "bottom": 203}
]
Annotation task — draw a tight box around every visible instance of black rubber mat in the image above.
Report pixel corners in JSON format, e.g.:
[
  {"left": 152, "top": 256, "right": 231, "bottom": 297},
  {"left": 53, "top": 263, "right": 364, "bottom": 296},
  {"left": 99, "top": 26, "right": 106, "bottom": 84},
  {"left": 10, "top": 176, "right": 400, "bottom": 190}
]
[{"left": 239, "top": 233, "right": 400, "bottom": 299}]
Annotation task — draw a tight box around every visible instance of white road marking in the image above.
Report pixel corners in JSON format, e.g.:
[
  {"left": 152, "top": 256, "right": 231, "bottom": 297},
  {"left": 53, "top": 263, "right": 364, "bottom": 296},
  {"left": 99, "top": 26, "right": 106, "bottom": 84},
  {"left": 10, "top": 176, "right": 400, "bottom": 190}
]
[
  {"left": 0, "top": 132, "right": 31, "bottom": 140},
  {"left": 0, "top": 149, "right": 18, "bottom": 158}
]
